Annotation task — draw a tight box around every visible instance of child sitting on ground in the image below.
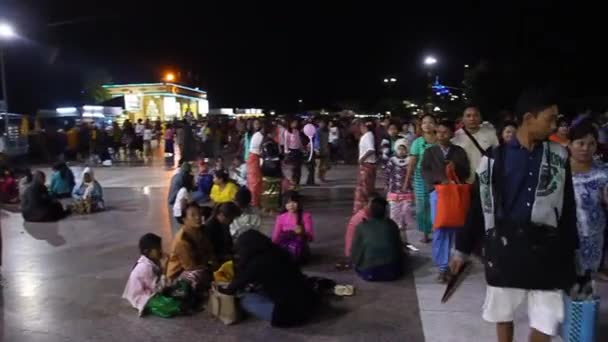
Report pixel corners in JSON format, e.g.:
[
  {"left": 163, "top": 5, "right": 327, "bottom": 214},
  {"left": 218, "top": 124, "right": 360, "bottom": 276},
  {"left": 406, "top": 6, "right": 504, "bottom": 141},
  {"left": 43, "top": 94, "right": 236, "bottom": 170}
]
[
  {"left": 230, "top": 187, "right": 262, "bottom": 239},
  {"left": 272, "top": 191, "right": 314, "bottom": 263},
  {"left": 122, "top": 233, "right": 183, "bottom": 318},
  {"left": 229, "top": 156, "right": 247, "bottom": 188}
]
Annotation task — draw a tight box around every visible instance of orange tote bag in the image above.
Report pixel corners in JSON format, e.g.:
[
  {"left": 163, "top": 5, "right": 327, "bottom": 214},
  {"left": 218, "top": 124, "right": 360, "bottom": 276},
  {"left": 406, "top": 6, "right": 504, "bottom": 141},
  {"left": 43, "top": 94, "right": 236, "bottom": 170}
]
[{"left": 432, "top": 164, "right": 472, "bottom": 229}]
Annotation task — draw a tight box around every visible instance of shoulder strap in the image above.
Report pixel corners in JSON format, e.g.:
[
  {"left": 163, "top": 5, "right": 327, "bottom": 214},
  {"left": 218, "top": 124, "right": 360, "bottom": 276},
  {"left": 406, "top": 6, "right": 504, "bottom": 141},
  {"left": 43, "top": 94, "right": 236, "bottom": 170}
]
[{"left": 463, "top": 128, "right": 486, "bottom": 156}]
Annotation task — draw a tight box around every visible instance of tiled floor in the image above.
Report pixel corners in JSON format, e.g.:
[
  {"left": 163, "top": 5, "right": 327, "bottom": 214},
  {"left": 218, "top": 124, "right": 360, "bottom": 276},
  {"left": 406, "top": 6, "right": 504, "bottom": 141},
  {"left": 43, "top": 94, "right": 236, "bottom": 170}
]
[{"left": 0, "top": 163, "right": 606, "bottom": 341}]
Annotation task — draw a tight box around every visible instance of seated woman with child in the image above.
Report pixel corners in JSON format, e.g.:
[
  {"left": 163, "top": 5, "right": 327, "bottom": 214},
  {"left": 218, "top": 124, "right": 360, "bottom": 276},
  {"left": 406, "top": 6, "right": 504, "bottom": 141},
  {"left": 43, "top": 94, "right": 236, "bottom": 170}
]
[
  {"left": 351, "top": 197, "right": 404, "bottom": 281},
  {"left": 166, "top": 203, "right": 217, "bottom": 294},
  {"left": 72, "top": 167, "right": 104, "bottom": 214}
]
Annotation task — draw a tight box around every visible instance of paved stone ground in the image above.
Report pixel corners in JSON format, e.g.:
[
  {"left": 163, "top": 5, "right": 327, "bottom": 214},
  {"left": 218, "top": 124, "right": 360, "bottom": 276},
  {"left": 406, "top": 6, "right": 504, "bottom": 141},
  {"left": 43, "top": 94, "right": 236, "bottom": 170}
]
[{"left": 0, "top": 161, "right": 606, "bottom": 342}]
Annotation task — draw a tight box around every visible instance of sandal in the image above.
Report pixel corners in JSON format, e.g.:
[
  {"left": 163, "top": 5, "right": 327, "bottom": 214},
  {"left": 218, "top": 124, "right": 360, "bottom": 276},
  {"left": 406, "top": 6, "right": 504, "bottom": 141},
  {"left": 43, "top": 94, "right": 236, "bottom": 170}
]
[
  {"left": 334, "top": 285, "right": 355, "bottom": 297},
  {"left": 335, "top": 261, "right": 352, "bottom": 271}
]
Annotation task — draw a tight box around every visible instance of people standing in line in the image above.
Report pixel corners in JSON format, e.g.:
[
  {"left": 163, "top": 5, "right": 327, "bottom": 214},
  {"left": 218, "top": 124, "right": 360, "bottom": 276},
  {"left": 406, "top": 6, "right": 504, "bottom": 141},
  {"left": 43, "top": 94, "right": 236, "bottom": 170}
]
[
  {"left": 176, "top": 122, "right": 185, "bottom": 157},
  {"left": 567, "top": 120, "right": 608, "bottom": 279},
  {"left": 135, "top": 119, "right": 145, "bottom": 158},
  {"left": 181, "top": 122, "right": 197, "bottom": 162},
  {"left": 353, "top": 120, "right": 377, "bottom": 213},
  {"left": 351, "top": 197, "right": 404, "bottom": 282},
  {"left": 328, "top": 120, "right": 340, "bottom": 163},
  {"left": 143, "top": 122, "right": 153, "bottom": 159},
  {"left": 385, "top": 139, "right": 415, "bottom": 244},
  {"left": 450, "top": 88, "right": 578, "bottom": 342},
  {"left": 66, "top": 125, "right": 79, "bottom": 160},
  {"left": 283, "top": 119, "right": 304, "bottom": 188},
  {"left": 247, "top": 119, "right": 265, "bottom": 208},
  {"left": 164, "top": 123, "right": 175, "bottom": 157},
  {"left": 111, "top": 122, "right": 122, "bottom": 158},
  {"left": 314, "top": 119, "right": 331, "bottom": 183},
  {"left": 154, "top": 118, "right": 162, "bottom": 146},
  {"left": 78, "top": 123, "right": 91, "bottom": 161},
  {"left": 405, "top": 114, "right": 437, "bottom": 243},
  {"left": 548, "top": 116, "right": 570, "bottom": 147},
  {"left": 421, "top": 120, "right": 470, "bottom": 283},
  {"left": 451, "top": 105, "right": 499, "bottom": 184},
  {"left": 22, "top": 171, "right": 69, "bottom": 222},
  {"left": 499, "top": 121, "right": 518, "bottom": 144}
]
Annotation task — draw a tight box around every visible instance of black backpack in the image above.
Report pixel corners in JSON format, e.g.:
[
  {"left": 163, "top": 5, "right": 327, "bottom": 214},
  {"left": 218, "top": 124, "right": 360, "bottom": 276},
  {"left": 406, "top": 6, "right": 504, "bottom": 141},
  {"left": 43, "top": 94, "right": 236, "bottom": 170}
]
[{"left": 261, "top": 139, "right": 282, "bottom": 178}]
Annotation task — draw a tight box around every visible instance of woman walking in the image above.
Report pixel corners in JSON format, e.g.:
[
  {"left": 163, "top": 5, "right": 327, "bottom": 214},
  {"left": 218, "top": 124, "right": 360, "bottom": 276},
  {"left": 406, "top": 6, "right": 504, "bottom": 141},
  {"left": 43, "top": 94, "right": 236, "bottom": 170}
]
[
  {"left": 353, "top": 120, "right": 377, "bottom": 213},
  {"left": 247, "top": 119, "right": 265, "bottom": 207},
  {"left": 568, "top": 120, "right": 608, "bottom": 277},
  {"left": 283, "top": 119, "right": 304, "bottom": 188},
  {"left": 405, "top": 114, "right": 436, "bottom": 243}
]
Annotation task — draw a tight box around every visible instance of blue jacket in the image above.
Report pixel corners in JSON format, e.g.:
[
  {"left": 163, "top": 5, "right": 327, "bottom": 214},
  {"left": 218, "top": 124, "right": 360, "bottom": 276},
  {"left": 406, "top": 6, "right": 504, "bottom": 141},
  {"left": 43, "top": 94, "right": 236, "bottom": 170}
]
[{"left": 49, "top": 171, "right": 74, "bottom": 196}]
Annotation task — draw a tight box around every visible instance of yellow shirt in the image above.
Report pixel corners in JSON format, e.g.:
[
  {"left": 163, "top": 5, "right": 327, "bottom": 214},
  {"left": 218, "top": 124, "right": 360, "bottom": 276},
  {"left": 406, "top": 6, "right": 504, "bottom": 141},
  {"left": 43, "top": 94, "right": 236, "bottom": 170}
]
[{"left": 210, "top": 182, "right": 238, "bottom": 204}]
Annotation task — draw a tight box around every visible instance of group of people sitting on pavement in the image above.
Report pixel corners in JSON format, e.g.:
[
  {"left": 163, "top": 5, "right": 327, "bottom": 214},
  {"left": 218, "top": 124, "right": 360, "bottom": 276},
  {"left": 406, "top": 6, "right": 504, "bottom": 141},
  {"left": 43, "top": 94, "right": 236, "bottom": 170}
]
[{"left": 0, "top": 162, "right": 106, "bottom": 222}]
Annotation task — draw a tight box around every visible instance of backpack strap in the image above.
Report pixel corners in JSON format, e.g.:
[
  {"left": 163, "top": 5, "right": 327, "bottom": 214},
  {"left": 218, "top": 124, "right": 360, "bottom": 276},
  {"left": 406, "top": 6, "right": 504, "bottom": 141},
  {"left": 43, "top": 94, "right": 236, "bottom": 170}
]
[{"left": 463, "top": 128, "right": 487, "bottom": 156}]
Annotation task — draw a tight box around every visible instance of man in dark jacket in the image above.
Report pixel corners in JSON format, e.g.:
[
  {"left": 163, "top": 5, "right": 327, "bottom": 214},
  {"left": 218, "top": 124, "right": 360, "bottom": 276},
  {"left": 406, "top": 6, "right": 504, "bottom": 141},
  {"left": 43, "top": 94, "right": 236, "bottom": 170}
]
[
  {"left": 421, "top": 120, "right": 469, "bottom": 283},
  {"left": 450, "top": 88, "right": 578, "bottom": 342}
]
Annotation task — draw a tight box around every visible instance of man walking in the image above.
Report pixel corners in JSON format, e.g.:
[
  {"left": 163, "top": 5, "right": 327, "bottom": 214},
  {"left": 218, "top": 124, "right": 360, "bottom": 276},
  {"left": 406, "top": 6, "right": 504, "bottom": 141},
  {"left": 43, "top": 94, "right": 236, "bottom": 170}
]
[
  {"left": 451, "top": 105, "right": 499, "bottom": 183},
  {"left": 450, "top": 88, "right": 578, "bottom": 342}
]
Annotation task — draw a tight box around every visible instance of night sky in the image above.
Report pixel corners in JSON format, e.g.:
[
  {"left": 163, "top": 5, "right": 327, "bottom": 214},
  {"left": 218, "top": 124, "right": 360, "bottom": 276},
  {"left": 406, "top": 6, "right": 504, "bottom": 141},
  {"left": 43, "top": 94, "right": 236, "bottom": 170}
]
[{"left": 2, "top": 1, "right": 607, "bottom": 115}]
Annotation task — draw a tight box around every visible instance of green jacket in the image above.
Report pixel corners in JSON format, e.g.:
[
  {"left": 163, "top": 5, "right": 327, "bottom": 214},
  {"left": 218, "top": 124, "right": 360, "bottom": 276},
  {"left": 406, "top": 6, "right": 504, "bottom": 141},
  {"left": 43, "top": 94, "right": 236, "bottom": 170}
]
[{"left": 351, "top": 218, "right": 403, "bottom": 271}]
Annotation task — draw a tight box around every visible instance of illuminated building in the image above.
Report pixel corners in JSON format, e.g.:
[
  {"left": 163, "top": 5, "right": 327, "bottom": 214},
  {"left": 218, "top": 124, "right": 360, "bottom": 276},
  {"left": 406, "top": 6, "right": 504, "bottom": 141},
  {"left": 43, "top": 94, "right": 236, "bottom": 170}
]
[{"left": 102, "top": 82, "right": 209, "bottom": 122}]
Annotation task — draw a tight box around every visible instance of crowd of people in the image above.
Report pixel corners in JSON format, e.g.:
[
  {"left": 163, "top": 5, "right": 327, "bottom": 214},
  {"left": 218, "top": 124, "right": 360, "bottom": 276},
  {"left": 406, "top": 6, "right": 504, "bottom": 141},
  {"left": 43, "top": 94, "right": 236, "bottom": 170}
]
[{"left": 2, "top": 87, "right": 608, "bottom": 340}]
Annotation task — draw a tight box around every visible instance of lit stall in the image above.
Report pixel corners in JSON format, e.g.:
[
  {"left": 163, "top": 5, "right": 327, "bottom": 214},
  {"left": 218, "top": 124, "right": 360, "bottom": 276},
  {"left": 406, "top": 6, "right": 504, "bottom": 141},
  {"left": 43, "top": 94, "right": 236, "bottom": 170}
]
[{"left": 103, "top": 82, "right": 209, "bottom": 122}]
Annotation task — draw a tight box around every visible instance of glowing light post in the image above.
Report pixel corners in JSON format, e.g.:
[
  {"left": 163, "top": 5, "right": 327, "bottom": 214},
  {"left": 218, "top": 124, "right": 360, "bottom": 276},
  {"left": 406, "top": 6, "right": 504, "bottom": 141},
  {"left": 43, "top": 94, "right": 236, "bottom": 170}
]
[
  {"left": 0, "top": 22, "right": 16, "bottom": 135},
  {"left": 383, "top": 77, "right": 397, "bottom": 114},
  {"left": 164, "top": 72, "right": 176, "bottom": 82},
  {"left": 423, "top": 55, "right": 437, "bottom": 102}
]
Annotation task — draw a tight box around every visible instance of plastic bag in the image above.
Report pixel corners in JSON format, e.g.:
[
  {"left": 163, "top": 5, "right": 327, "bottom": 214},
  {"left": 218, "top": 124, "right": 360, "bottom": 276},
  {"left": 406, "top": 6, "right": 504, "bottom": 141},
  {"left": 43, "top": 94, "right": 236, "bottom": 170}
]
[
  {"left": 145, "top": 294, "right": 183, "bottom": 318},
  {"left": 213, "top": 260, "right": 235, "bottom": 283}
]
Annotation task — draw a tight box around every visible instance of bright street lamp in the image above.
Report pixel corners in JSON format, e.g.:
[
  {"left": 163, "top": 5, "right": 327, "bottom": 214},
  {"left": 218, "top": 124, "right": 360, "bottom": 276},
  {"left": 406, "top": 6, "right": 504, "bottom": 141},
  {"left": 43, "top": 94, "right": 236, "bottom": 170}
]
[
  {"left": 0, "top": 22, "right": 17, "bottom": 136},
  {"left": 164, "top": 72, "right": 176, "bottom": 82},
  {"left": 298, "top": 99, "right": 303, "bottom": 103},
  {"left": 424, "top": 56, "right": 437, "bottom": 66},
  {"left": 0, "top": 23, "right": 15, "bottom": 39}
]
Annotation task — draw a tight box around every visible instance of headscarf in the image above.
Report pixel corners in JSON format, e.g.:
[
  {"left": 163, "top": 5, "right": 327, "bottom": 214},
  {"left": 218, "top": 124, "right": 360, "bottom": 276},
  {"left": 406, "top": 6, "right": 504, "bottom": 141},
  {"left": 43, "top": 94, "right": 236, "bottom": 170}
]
[{"left": 394, "top": 138, "right": 408, "bottom": 152}]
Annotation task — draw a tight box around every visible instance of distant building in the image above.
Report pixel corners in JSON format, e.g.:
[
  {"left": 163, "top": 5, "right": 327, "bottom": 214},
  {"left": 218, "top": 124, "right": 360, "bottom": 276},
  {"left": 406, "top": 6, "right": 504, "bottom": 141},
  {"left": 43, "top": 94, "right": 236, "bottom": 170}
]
[{"left": 102, "top": 82, "right": 209, "bottom": 122}]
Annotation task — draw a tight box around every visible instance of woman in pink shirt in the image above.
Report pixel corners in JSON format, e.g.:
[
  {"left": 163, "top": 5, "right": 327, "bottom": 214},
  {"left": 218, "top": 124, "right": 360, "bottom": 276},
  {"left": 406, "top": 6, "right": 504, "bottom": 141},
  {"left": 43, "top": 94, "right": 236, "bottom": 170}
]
[
  {"left": 283, "top": 120, "right": 304, "bottom": 189},
  {"left": 272, "top": 191, "right": 314, "bottom": 263}
]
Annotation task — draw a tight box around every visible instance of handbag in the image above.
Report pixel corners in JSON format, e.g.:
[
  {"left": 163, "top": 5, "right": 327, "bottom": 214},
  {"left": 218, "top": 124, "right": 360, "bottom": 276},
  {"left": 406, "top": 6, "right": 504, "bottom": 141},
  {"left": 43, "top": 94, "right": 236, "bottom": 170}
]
[
  {"left": 208, "top": 283, "right": 240, "bottom": 325},
  {"left": 432, "top": 164, "right": 472, "bottom": 229},
  {"left": 561, "top": 296, "right": 600, "bottom": 342}
]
